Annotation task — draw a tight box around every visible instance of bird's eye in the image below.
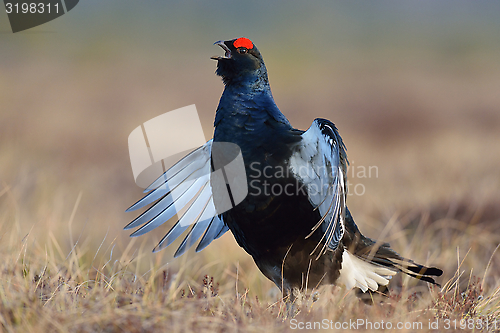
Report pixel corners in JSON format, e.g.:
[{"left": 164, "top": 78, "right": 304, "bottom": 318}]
[{"left": 237, "top": 47, "right": 248, "bottom": 54}]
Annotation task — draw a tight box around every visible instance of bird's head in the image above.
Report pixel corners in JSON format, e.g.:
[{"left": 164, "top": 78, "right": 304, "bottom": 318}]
[{"left": 211, "top": 37, "right": 267, "bottom": 86}]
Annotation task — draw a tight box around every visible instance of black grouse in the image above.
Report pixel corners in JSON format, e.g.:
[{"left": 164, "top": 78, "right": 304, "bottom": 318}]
[{"left": 126, "top": 37, "right": 442, "bottom": 298}]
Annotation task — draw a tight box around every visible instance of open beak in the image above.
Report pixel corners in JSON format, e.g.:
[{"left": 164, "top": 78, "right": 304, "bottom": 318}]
[{"left": 211, "top": 40, "right": 232, "bottom": 60}]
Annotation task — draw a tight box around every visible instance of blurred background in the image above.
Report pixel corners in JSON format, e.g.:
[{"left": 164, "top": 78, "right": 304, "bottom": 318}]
[{"left": 1, "top": 0, "right": 499, "bottom": 295}]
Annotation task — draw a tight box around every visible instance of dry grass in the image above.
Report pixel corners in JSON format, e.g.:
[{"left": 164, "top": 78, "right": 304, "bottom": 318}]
[{"left": 0, "top": 197, "right": 499, "bottom": 332}]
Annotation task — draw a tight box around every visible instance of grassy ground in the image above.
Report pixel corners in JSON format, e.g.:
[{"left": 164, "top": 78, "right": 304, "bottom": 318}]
[
  {"left": 1, "top": 192, "right": 500, "bottom": 332},
  {"left": 1, "top": 36, "right": 500, "bottom": 331}
]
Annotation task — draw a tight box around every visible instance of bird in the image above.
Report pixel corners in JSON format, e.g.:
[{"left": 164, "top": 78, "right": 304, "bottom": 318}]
[{"left": 125, "top": 37, "right": 442, "bottom": 300}]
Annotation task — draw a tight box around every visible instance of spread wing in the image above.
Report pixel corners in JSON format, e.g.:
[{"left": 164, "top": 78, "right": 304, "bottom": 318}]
[
  {"left": 288, "top": 118, "right": 348, "bottom": 257},
  {"left": 125, "top": 140, "right": 229, "bottom": 257}
]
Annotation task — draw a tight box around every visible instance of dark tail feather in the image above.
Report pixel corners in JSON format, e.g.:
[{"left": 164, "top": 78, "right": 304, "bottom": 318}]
[
  {"left": 406, "top": 264, "right": 443, "bottom": 277},
  {"left": 367, "top": 244, "right": 443, "bottom": 286}
]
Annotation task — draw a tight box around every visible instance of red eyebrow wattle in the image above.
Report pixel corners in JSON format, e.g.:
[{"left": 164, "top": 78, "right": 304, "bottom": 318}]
[{"left": 233, "top": 37, "right": 253, "bottom": 49}]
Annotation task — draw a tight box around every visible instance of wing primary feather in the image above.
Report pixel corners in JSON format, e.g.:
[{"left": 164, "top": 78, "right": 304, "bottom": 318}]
[
  {"left": 143, "top": 151, "right": 210, "bottom": 194},
  {"left": 215, "top": 223, "right": 229, "bottom": 239},
  {"left": 152, "top": 183, "right": 212, "bottom": 252},
  {"left": 125, "top": 169, "right": 208, "bottom": 230},
  {"left": 127, "top": 140, "right": 230, "bottom": 255},
  {"left": 195, "top": 215, "right": 224, "bottom": 252},
  {"left": 125, "top": 172, "right": 203, "bottom": 229},
  {"left": 173, "top": 198, "right": 217, "bottom": 257},
  {"left": 127, "top": 153, "right": 210, "bottom": 212},
  {"left": 143, "top": 141, "right": 211, "bottom": 193},
  {"left": 174, "top": 215, "right": 213, "bottom": 257},
  {"left": 129, "top": 174, "right": 209, "bottom": 236}
]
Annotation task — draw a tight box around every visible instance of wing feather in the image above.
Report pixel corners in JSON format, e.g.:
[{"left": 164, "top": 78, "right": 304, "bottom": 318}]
[
  {"left": 173, "top": 197, "right": 217, "bottom": 257},
  {"left": 289, "top": 119, "right": 348, "bottom": 257},
  {"left": 143, "top": 142, "right": 212, "bottom": 193},
  {"left": 126, "top": 145, "right": 211, "bottom": 211},
  {"left": 195, "top": 216, "right": 225, "bottom": 252},
  {"left": 125, "top": 170, "right": 208, "bottom": 231},
  {"left": 126, "top": 140, "right": 230, "bottom": 255}
]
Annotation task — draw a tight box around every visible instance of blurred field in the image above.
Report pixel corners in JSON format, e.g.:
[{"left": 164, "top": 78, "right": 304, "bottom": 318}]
[{"left": 1, "top": 1, "right": 500, "bottom": 332}]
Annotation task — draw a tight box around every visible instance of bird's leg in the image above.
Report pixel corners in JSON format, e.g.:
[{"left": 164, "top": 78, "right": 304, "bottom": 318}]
[{"left": 282, "top": 287, "right": 305, "bottom": 318}]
